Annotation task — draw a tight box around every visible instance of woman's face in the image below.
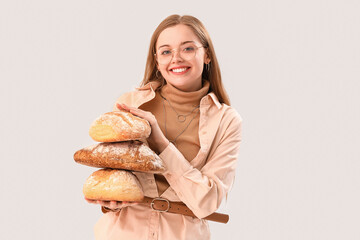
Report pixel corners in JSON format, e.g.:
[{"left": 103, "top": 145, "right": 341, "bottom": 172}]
[{"left": 155, "top": 24, "right": 210, "bottom": 92}]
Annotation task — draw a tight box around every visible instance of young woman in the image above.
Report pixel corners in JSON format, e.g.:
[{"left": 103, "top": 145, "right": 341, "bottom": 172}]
[{"left": 86, "top": 14, "right": 242, "bottom": 240}]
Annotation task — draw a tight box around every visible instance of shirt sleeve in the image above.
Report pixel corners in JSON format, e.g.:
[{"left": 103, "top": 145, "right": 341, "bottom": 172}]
[{"left": 159, "top": 110, "right": 242, "bottom": 219}]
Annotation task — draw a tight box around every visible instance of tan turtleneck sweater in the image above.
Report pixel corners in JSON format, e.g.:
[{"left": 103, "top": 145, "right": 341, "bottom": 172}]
[{"left": 139, "top": 80, "right": 210, "bottom": 196}]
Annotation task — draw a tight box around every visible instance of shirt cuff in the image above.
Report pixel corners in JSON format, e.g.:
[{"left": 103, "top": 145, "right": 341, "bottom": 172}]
[{"left": 159, "top": 143, "right": 193, "bottom": 181}]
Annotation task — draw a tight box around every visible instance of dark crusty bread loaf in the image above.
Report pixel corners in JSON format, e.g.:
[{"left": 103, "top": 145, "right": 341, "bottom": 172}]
[
  {"left": 74, "top": 141, "right": 165, "bottom": 173},
  {"left": 83, "top": 168, "right": 144, "bottom": 201},
  {"left": 89, "top": 111, "right": 151, "bottom": 142}
]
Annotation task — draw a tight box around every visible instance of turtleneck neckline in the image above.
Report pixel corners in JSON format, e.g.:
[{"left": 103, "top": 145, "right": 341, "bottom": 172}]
[{"left": 159, "top": 80, "right": 210, "bottom": 105}]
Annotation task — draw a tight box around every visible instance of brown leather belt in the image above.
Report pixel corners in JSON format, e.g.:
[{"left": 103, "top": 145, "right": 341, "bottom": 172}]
[
  {"left": 102, "top": 197, "right": 229, "bottom": 224},
  {"left": 141, "top": 197, "right": 229, "bottom": 224},
  {"left": 101, "top": 197, "right": 229, "bottom": 223}
]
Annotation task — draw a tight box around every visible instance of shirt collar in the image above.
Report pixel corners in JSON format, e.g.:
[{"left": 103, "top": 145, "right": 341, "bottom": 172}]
[
  {"left": 208, "top": 93, "right": 222, "bottom": 109},
  {"left": 136, "top": 81, "right": 162, "bottom": 91}
]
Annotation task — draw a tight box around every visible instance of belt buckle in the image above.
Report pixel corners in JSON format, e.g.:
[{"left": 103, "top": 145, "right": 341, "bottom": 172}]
[{"left": 150, "top": 197, "right": 170, "bottom": 212}]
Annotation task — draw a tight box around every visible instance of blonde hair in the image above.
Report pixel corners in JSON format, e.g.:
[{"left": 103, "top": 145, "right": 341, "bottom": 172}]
[{"left": 140, "top": 14, "right": 231, "bottom": 105}]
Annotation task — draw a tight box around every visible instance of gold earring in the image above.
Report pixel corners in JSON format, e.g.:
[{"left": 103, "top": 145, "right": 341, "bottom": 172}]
[
  {"left": 205, "top": 63, "right": 210, "bottom": 72},
  {"left": 156, "top": 69, "right": 161, "bottom": 79}
]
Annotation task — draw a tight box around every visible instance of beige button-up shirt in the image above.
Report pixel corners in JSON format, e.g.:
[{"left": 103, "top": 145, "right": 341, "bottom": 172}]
[{"left": 94, "top": 81, "right": 242, "bottom": 240}]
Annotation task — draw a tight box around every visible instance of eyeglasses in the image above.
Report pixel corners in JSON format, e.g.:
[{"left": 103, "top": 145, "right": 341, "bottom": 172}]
[{"left": 155, "top": 44, "right": 205, "bottom": 65}]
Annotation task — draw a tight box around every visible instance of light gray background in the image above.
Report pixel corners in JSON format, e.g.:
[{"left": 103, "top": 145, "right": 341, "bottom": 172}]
[{"left": 1, "top": 0, "right": 359, "bottom": 239}]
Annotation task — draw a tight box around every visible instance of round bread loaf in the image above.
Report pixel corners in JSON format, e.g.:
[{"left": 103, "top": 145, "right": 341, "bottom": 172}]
[
  {"left": 83, "top": 169, "right": 144, "bottom": 201},
  {"left": 89, "top": 111, "right": 151, "bottom": 142},
  {"left": 74, "top": 141, "right": 165, "bottom": 173}
]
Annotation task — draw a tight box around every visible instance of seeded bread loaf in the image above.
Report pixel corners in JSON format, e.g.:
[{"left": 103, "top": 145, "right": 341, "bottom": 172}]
[{"left": 89, "top": 111, "right": 151, "bottom": 142}]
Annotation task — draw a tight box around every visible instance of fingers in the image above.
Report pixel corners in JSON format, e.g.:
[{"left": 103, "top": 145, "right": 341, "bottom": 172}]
[
  {"left": 85, "top": 197, "right": 97, "bottom": 204},
  {"left": 116, "top": 103, "right": 128, "bottom": 111},
  {"left": 85, "top": 198, "right": 116, "bottom": 209},
  {"left": 116, "top": 103, "right": 142, "bottom": 114},
  {"left": 109, "top": 200, "right": 118, "bottom": 209},
  {"left": 85, "top": 198, "right": 113, "bottom": 207},
  {"left": 96, "top": 200, "right": 117, "bottom": 209},
  {"left": 116, "top": 103, "right": 154, "bottom": 125},
  {"left": 117, "top": 103, "right": 140, "bottom": 116},
  {"left": 85, "top": 197, "right": 140, "bottom": 210},
  {"left": 96, "top": 200, "right": 106, "bottom": 205},
  {"left": 116, "top": 103, "right": 134, "bottom": 112}
]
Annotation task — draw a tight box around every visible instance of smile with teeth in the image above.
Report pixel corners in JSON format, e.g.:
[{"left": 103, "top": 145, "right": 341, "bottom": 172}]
[{"left": 171, "top": 67, "right": 189, "bottom": 73}]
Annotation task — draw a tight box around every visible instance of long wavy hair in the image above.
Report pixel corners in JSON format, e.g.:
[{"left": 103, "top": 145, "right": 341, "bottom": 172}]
[{"left": 140, "top": 14, "right": 230, "bottom": 105}]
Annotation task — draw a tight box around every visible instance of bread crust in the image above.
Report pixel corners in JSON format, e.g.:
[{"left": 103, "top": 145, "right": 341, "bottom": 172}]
[
  {"left": 83, "top": 169, "right": 144, "bottom": 201},
  {"left": 89, "top": 111, "right": 151, "bottom": 142},
  {"left": 74, "top": 141, "right": 165, "bottom": 173}
]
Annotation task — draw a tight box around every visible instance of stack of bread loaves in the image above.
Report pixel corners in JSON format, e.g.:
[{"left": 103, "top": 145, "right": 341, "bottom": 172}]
[{"left": 74, "top": 111, "right": 165, "bottom": 202}]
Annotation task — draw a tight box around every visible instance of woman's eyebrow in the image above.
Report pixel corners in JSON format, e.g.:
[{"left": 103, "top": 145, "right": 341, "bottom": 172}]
[
  {"left": 181, "top": 41, "right": 195, "bottom": 45},
  {"left": 158, "top": 41, "right": 196, "bottom": 49}
]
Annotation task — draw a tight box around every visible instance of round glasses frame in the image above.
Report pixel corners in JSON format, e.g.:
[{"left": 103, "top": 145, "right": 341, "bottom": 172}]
[{"left": 154, "top": 45, "right": 205, "bottom": 65}]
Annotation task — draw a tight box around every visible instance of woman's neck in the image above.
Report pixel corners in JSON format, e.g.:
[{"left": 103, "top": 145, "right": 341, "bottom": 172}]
[{"left": 160, "top": 80, "right": 210, "bottom": 106}]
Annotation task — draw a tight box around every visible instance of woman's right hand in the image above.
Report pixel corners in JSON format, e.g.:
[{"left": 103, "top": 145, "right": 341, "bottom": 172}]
[
  {"left": 85, "top": 197, "right": 140, "bottom": 211},
  {"left": 116, "top": 103, "right": 170, "bottom": 153}
]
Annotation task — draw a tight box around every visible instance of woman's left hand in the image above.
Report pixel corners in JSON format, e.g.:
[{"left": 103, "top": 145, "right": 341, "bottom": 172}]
[
  {"left": 85, "top": 198, "right": 139, "bottom": 210},
  {"left": 116, "top": 103, "right": 169, "bottom": 153}
]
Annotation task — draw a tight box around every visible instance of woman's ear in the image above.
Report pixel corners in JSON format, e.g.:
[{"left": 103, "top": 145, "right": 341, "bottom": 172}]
[
  {"left": 204, "top": 51, "right": 211, "bottom": 64},
  {"left": 156, "top": 60, "right": 160, "bottom": 69}
]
